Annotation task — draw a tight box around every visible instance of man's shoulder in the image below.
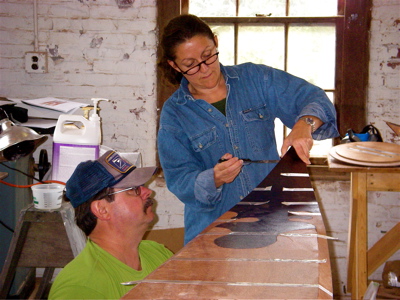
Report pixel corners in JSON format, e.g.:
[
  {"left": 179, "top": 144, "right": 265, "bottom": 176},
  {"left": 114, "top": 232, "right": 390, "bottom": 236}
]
[
  {"left": 140, "top": 240, "right": 174, "bottom": 258},
  {"left": 140, "top": 239, "right": 171, "bottom": 251}
]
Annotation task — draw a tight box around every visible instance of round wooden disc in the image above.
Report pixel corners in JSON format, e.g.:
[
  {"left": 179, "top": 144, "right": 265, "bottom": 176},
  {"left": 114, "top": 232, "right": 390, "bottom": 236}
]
[
  {"left": 329, "top": 147, "right": 400, "bottom": 167},
  {"left": 335, "top": 142, "right": 400, "bottom": 163}
]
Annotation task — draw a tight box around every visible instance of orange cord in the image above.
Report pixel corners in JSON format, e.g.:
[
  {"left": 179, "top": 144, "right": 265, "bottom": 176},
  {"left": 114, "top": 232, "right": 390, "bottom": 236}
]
[{"left": 0, "top": 179, "right": 66, "bottom": 188}]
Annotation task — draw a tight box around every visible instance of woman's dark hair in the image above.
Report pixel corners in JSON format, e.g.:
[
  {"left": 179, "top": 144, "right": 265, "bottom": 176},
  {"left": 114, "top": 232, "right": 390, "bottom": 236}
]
[
  {"left": 158, "top": 14, "right": 216, "bottom": 85},
  {"left": 64, "top": 188, "right": 115, "bottom": 236}
]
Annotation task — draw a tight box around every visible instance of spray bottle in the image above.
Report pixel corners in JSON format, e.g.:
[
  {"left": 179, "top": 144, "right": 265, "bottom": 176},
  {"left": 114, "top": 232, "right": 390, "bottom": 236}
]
[{"left": 52, "top": 98, "right": 109, "bottom": 183}]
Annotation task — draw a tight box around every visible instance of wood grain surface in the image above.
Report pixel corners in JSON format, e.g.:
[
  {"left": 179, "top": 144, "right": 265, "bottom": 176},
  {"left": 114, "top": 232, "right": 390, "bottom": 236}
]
[
  {"left": 122, "top": 148, "right": 333, "bottom": 299},
  {"left": 334, "top": 142, "right": 400, "bottom": 163}
]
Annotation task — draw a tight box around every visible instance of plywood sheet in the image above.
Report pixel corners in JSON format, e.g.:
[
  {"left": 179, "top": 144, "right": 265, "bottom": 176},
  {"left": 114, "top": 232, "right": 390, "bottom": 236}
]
[
  {"left": 125, "top": 282, "right": 326, "bottom": 299},
  {"left": 122, "top": 148, "right": 333, "bottom": 299},
  {"left": 146, "top": 260, "right": 319, "bottom": 285},
  {"left": 175, "top": 232, "right": 320, "bottom": 261}
]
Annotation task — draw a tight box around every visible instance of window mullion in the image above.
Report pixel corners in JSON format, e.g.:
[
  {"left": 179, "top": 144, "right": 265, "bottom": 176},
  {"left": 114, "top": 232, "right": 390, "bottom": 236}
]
[{"left": 234, "top": 24, "right": 238, "bottom": 65}]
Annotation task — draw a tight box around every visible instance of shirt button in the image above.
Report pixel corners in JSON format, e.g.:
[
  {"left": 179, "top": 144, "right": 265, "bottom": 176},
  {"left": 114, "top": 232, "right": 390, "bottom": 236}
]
[
  {"left": 259, "top": 114, "right": 264, "bottom": 118},
  {"left": 240, "top": 196, "right": 244, "bottom": 199},
  {"left": 234, "top": 145, "right": 238, "bottom": 150},
  {"left": 225, "top": 123, "right": 229, "bottom": 127},
  {"left": 199, "top": 144, "right": 203, "bottom": 148},
  {"left": 208, "top": 108, "right": 212, "bottom": 112}
]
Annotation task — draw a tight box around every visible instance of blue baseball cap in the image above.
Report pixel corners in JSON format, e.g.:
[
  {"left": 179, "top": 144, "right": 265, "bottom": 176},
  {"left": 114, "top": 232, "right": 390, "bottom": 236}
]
[{"left": 66, "top": 150, "right": 157, "bottom": 208}]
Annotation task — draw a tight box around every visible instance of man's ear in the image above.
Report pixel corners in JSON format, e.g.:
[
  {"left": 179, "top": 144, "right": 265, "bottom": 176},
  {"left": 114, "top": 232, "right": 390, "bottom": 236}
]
[{"left": 90, "top": 200, "right": 111, "bottom": 221}]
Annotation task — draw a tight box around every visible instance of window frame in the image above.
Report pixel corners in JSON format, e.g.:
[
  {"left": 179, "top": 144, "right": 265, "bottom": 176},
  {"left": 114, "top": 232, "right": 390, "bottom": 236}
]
[{"left": 156, "top": 0, "right": 371, "bottom": 179}]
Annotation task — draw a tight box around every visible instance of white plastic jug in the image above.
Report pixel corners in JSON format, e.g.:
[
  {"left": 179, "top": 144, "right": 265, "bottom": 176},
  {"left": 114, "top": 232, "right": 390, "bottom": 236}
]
[{"left": 52, "top": 114, "right": 100, "bottom": 183}]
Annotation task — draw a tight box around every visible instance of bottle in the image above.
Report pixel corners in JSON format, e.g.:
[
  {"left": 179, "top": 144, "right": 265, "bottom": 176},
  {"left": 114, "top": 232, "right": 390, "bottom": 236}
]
[{"left": 52, "top": 98, "right": 109, "bottom": 183}]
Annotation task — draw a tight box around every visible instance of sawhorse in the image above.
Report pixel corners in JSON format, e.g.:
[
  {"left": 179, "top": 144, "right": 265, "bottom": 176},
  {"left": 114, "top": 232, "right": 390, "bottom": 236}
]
[{"left": 0, "top": 203, "right": 86, "bottom": 299}]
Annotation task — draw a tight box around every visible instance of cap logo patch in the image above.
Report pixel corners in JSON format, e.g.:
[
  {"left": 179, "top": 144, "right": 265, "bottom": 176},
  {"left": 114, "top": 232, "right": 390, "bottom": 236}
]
[{"left": 105, "top": 151, "right": 136, "bottom": 174}]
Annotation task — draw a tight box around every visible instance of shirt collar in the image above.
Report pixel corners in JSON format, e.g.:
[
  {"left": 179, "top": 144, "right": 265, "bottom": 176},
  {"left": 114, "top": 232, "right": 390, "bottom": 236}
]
[{"left": 176, "top": 64, "right": 238, "bottom": 105}]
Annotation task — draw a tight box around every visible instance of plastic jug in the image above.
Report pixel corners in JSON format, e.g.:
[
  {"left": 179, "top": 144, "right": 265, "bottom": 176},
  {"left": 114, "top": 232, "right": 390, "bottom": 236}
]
[{"left": 52, "top": 98, "right": 108, "bottom": 183}]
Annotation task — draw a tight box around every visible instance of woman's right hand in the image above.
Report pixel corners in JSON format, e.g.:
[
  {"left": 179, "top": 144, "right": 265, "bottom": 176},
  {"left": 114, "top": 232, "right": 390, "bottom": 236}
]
[{"left": 214, "top": 154, "right": 243, "bottom": 188}]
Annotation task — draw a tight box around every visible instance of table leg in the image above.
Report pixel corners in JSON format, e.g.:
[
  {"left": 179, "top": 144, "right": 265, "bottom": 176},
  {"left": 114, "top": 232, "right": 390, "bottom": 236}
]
[{"left": 347, "top": 172, "right": 368, "bottom": 299}]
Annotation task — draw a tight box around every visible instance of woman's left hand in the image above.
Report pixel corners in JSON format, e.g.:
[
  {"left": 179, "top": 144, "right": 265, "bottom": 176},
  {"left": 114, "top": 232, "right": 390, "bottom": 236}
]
[{"left": 280, "top": 116, "right": 322, "bottom": 164}]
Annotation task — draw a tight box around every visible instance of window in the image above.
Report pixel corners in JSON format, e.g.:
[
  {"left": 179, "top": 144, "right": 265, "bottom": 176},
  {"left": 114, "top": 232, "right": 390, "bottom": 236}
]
[
  {"left": 157, "top": 0, "right": 371, "bottom": 164},
  {"left": 189, "top": 0, "right": 337, "bottom": 157}
]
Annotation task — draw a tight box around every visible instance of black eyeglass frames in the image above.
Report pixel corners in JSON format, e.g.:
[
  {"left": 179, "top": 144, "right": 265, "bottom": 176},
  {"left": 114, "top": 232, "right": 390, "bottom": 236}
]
[{"left": 178, "top": 52, "right": 219, "bottom": 75}]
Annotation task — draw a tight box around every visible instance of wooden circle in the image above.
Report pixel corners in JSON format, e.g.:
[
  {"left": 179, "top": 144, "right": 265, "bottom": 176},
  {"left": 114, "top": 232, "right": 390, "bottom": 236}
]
[
  {"left": 329, "top": 146, "right": 400, "bottom": 167},
  {"left": 334, "top": 142, "right": 400, "bottom": 163}
]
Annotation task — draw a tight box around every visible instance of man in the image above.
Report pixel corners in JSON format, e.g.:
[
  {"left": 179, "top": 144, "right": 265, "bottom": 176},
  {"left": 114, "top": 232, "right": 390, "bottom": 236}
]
[{"left": 49, "top": 150, "right": 173, "bottom": 299}]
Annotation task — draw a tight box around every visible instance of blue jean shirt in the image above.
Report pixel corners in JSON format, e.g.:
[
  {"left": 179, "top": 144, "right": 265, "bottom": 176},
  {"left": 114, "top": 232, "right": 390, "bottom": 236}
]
[{"left": 158, "top": 63, "right": 339, "bottom": 244}]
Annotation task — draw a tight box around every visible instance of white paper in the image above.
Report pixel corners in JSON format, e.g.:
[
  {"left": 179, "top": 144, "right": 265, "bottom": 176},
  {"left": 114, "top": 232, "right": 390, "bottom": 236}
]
[
  {"left": 0, "top": 99, "right": 16, "bottom": 106},
  {"left": 8, "top": 98, "right": 85, "bottom": 119},
  {"left": 21, "top": 97, "right": 87, "bottom": 113},
  {"left": 22, "top": 118, "right": 57, "bottom": 129}
]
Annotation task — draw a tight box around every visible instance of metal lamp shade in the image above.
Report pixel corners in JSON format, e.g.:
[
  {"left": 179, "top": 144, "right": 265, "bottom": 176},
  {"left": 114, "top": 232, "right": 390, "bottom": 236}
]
[{"left": 0, "top": 109, "right": 48, "bottom": 162}]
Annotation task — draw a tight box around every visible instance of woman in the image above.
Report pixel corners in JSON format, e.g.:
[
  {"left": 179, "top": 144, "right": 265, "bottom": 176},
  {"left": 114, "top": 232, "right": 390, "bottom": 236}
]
[{"left": 157, "top": 14, "right": 339, "bottom": 244}]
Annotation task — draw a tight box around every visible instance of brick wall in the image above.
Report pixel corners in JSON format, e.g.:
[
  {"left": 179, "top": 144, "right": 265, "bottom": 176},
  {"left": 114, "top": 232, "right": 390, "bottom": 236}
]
[
  {"left": 0, "top": 0, "right": 159, "bottom": 165},
  {"left": 368, "top": 0, "right": 400, "bottom": 144},
  {"left": 0, "top": 0, "right": 398, "bottom": 298}
]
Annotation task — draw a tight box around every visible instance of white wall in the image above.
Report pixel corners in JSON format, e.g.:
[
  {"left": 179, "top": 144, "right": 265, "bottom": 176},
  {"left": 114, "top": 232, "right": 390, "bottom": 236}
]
[
  {"left": 368, "top": 0, "right": 400, "bottom": 144},
  {"left": 0, "top": 0, "right": 184, "bottom": 229},
  {"left": 0, "top": 0, "right": 398, "bottom": 298}
]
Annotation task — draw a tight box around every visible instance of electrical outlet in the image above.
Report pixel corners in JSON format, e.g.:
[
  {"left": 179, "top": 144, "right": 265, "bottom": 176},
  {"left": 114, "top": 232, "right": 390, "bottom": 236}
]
[{"left": 25, "top": 52, "right": 48, "bottom": 73}]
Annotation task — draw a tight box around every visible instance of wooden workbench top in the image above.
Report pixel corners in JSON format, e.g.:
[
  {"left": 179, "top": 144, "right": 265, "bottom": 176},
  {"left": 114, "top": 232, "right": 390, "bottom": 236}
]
[{"left": 123, "top": 148, "right": 333, "bottom": 299}]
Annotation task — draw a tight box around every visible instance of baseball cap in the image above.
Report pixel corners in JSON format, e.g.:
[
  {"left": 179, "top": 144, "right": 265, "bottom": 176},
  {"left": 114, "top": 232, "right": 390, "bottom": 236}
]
[{"left": 66, "top": 150, "right": 157, "bottom": 208}]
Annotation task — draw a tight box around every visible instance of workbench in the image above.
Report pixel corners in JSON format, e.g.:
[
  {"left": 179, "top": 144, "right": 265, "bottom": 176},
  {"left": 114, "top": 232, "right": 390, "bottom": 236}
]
[
  {"left": 123, "top": 148, "right": 333, "bottom": 299},
  {"left": 328, "top": 156, "right": 400, "bottom": 299}
]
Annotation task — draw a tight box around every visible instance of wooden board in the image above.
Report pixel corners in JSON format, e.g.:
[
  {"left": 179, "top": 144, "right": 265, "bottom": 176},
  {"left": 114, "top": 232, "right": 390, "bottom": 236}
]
[
  {"left": 329, "top": 146, "right": 400, "bottom": 167},
  {"left": 386, "top": 121, "right": 400, "bottom": 136},
  {"left": 122, "top": 148, "right": 333, "bottom": 299},
  {"left": 334, "top": 142, "right": 400, "bottom": 163}
]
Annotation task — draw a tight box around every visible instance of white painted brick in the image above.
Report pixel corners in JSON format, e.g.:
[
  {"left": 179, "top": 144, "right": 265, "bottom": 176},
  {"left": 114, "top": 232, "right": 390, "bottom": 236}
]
[
  {"left": 0, "top": 0, "right": 399, "bottom": 298},
  {"left": 0, "top": 2, "right": 32, "bottom": 18},
  {"left": 45, "top": 4, "right": 90, "bottom": 19}
]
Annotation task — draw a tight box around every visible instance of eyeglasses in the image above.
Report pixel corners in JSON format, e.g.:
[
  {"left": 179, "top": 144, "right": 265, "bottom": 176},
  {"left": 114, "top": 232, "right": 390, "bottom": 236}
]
[
  {"left": 108, "top": 186, "right": 141, "bottom": 196},
  {"left": 177, "top": 52, "right": 219, "bottom": 75}
]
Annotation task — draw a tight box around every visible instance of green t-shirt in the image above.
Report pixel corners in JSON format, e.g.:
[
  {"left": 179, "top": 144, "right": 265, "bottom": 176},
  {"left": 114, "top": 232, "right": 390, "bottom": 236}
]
[{"left": 48, "top": 239, "right": 173, "bottom": 299}]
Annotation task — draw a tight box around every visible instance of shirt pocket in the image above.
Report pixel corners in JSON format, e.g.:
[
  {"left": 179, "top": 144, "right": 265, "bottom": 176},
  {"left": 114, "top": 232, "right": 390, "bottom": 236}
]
[
  {"left": 240, "top": 104, "right": 274, "bottom": 153},
  {"left": 189, "top": 126, "right": 217, "bottom": 152},
  {"left": 241, "top": 104, "right": 270, "bottom": 122}
]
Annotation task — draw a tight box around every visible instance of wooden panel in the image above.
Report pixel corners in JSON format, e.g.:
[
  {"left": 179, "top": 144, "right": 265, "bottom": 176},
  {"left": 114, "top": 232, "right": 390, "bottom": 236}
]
[
  {"left": 334, "top": 142, "right": 400, "bottom": 163},
  {"left": 336, "top": 0, "right": 372, "bottom": 135},
  {"left": 176, "top": 232, "right": 320, "bottom": 261},
  {"left": 18, "top": 221, "right": 74, "bottom": 267},
  {"left": 147, "top": 260, "right": 320, "bottom": 285},
  {"left": 143, "top": 227, "right": 184, "bottom": 254},
  {"left": 126, "top": 282, "right": 327, "bottom": 299},
  {"left": 328, "top": 155, "right": 400, "bottom": 173},
  {"left": 367, "top": 173, "right": 400, "bottom": 191},
  {"left": 123, "top": 148, "right": 333, "bottom": 299}
]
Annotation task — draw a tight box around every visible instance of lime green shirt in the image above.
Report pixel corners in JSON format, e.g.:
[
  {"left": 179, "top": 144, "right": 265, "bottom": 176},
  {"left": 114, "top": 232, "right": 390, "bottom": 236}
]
[{"left": 49, "top": 239, "right": 173, "bottom": 299}]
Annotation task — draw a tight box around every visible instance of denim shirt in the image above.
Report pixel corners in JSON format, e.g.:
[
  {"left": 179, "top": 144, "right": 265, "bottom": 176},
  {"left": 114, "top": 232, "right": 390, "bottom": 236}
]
[{"left": 158, "top": 63, "right": 339, "bottom": 244}]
